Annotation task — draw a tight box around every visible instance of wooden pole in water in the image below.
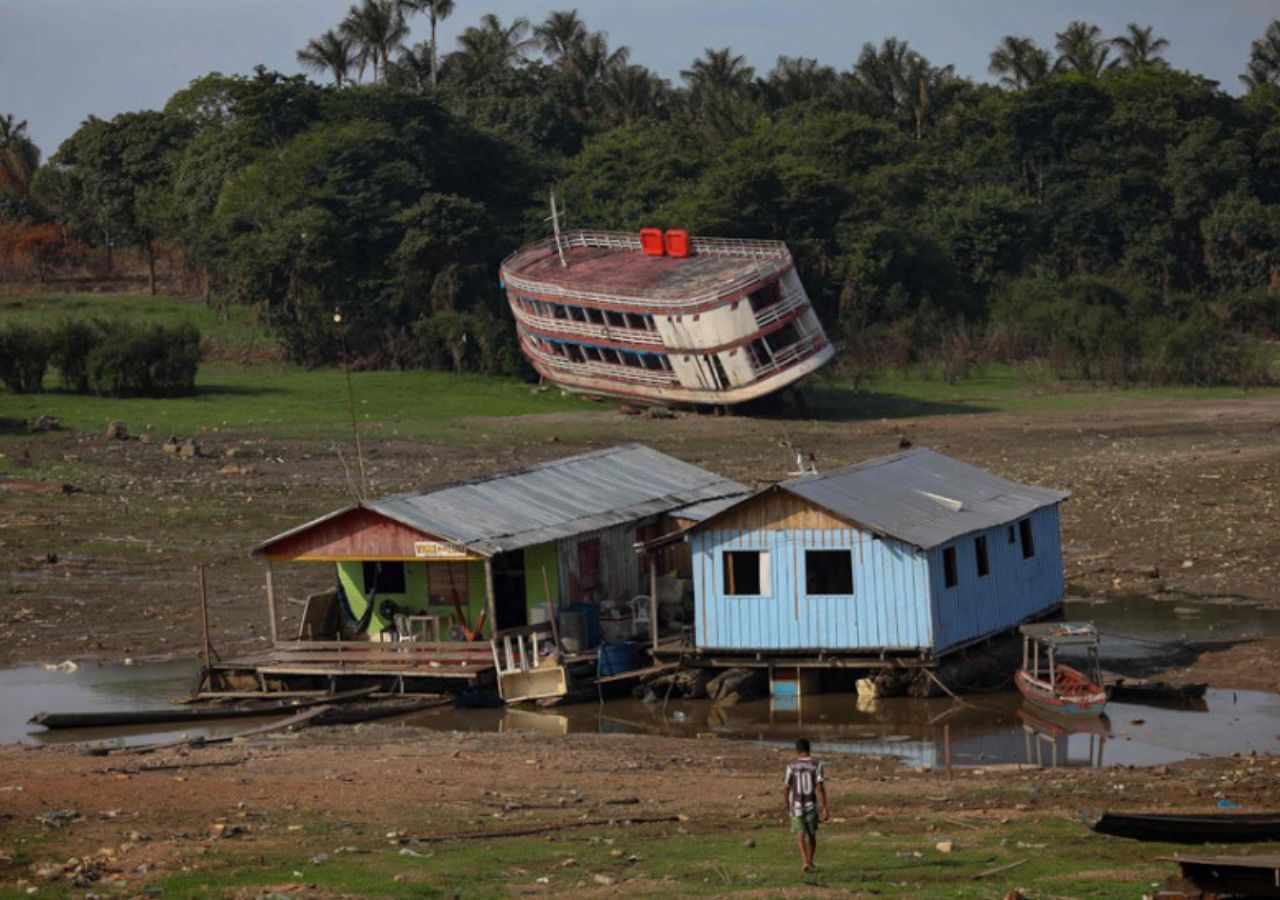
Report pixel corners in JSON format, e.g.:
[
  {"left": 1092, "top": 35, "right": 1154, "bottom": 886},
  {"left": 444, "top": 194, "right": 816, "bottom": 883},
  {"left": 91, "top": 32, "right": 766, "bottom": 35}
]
[
  {"left": 484, "top": 558, "right": 497, "bottom": 639},
  {"left": 944, "top": 724, "right": 953, "bottom": 779},
  {"left": 197, "top": 563, "right": 213, "bottom": 673},
  {"left": 648, "top": 552, "right": 659, "bottom": 653},
  {"left": 265, "top": 561, "right": 279, "bottom": 645}
]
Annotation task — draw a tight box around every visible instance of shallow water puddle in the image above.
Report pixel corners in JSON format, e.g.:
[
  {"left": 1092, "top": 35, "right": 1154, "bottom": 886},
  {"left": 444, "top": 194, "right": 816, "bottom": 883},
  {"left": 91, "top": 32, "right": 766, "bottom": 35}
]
[{"left": 7, "top": 659, "right": 1280, "bottom": 768}]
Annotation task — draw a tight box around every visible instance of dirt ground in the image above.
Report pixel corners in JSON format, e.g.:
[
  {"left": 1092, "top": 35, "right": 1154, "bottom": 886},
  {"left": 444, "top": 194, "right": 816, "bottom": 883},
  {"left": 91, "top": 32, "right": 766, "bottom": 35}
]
[
  {"left": 2, "top": 726, "right": 1280, "bottom": 897},
  {"left": 2, "top": 393, "right": 1280, "bottom": 687}
]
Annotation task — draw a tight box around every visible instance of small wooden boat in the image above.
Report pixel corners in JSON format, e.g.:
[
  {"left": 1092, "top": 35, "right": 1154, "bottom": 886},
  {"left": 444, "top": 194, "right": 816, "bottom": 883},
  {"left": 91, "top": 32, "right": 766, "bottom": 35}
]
[
  {"left": 1085, "top": 810, "right": 1280, "bottom": 843},
  {"left": 29, "top": 685, "right": 378, "bottom": 729},
  {"left": 1016, "top": 623, "right": 1107, "bottom": 717}
]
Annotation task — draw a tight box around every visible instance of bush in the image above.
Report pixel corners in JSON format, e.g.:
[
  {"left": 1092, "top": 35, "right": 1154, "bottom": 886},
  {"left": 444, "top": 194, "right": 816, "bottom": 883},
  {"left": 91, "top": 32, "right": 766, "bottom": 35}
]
[
  {"left": 85, "top": 323, "right": 201, "bottom": 397},
  {"left": 0, "top": 324, "right": 51, "bottom": 393},
  {"left": 48, "top": 319, "right": 105, "bottom": 393}
]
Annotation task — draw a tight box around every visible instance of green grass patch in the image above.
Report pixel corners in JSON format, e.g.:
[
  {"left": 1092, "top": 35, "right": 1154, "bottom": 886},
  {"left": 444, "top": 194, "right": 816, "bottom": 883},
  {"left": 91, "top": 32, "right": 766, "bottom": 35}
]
[
  {"left": 129, "top": 814, "right": 1214, "bottom": 898},
  {"left": 808, "top": 363, "right": 1279, "bottom": 419},
  {"left": 0, "top": 364, "right": 596, "bottom": 437},
  {"left": 0, "top": 293, "right": 272, "bottom": 360}
]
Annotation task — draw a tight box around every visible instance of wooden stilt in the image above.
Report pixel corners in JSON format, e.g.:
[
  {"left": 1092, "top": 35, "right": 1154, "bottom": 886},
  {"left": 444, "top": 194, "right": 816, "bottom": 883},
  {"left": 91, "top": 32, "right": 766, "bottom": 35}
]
[
  {"left": 648, "top": 553, "right": 659, "bottom": 652},
  {"left": 484, "top": 559, "right": 496, "bottom": 639},
  {"left": 265, "top": 561, "right": 279, "bottom": 645},
  {"left": 197, "top": 563, "right": 213, "bottom": 673}
]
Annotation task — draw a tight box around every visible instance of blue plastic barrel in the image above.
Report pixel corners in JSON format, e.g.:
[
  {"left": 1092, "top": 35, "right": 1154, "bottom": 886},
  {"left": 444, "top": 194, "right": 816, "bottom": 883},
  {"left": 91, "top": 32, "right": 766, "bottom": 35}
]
[{"left": 597, "top": 640, "right": 642, "bottom": 677}]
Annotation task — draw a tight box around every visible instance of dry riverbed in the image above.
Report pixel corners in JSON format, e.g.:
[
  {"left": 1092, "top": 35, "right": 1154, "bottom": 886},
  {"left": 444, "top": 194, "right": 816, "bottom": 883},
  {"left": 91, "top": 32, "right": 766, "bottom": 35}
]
[
  {"left": 2, "top": 727, "right": 1280, "bottom": 897},
  {"left": 4, "top": 392, "right": 1280, "bottom": 687}
]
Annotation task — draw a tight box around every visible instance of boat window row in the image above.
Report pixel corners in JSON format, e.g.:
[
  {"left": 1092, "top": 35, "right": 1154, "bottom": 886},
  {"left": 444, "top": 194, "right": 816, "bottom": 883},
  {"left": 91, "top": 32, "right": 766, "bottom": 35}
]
[
  {"left": 527, "top": 334, "right": 673, "bottom": 372},
  {"left": 514, "top": 296, "right": 657, "bottom": 332},
  {"left": 942, "top": 517, "right": 1037, "bottom": 589}
]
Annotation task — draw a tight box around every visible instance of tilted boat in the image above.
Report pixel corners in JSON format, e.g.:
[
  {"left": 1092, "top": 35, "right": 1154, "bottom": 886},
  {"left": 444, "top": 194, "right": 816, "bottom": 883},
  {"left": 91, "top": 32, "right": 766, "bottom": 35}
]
[
  {"left": 1085, "top": 810, "right": 1280, "bottom": 843},
  {"left": 1015, "top": 622, "right": 1108, "bottom": 717},
  {"left": 500, "top": 227, "right": 835, "bottom": 405}
]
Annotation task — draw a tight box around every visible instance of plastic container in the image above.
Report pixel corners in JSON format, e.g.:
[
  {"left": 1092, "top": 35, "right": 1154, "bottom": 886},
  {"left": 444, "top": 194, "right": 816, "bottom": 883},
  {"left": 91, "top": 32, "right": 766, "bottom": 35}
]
[
  {"left": 558, "top": 603, "right": 601, "bottom": 650},
  {"left": 664, "top": 229, "right": 691, "bottom": 258},
  {"left": 597, "top": 640, "right": 642, "bottom": 677},
  {"left": 639, "top": 227, "right": 666, "bottom": 256}
]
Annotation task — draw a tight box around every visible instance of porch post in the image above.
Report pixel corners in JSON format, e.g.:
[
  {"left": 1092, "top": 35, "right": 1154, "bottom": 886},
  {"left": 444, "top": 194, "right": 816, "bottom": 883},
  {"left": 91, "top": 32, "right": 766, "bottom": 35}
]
[
  {"left": 484, "top": 558, "right": 496, "bottom": 639},
  {"left": 648, "top": 552, "right": 659, "bottom": 653},
  {"left": 265, "top": 560, "right": 279, "bottom": 645}
]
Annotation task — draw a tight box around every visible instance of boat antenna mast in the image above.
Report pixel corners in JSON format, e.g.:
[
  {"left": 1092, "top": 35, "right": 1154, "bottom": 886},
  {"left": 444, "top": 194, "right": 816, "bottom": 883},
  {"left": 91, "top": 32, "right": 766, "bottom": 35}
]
[{"left": 546, "top": 189, "right": 568, "bottom": 268}]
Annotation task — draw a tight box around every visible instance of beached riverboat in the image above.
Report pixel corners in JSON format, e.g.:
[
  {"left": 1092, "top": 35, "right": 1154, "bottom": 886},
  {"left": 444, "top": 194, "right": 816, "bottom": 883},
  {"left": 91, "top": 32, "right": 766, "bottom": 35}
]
[{"left": 499, "top": 228, "right": 835, "bottom": 405}]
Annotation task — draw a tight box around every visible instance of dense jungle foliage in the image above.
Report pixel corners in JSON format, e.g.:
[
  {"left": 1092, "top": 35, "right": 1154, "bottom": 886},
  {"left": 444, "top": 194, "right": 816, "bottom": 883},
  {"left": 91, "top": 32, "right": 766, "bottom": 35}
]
[{"left": 2, "top": 7, "right": 1280, "bottom": 385}]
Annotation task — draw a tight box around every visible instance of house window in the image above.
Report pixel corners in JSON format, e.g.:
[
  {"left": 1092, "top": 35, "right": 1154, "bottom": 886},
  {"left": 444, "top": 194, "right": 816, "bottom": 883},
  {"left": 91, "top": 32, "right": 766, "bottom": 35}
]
[
  {"left": 1018, "top": 518, "right": 1036, "bottom": 560},
  {"left": 723, "top": 550, "right": 768, "bottom": 595},
  {"left": 805, "top": 550, "right": 853, "bottom": 595},
  {"left": 943, "top": 547, "right": 958, "bottom": 589},
  {"left": 362, "top": 561, "right": 406, "bottom": 594},
  {"left": 975, "top": 535, "right": 990, "bottom": 578}
]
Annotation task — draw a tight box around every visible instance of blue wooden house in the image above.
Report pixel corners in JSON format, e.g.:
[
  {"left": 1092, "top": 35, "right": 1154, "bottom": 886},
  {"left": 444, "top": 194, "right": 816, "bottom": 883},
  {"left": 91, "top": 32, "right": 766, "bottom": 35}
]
[{"left": 685, "top": 448, "right": 1068, "bottom": 661}]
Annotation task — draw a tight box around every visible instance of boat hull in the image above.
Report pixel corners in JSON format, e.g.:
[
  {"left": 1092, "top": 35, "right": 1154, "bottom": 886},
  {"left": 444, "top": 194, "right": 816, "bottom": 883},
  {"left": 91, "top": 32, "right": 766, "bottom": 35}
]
[
  {"left": 1085, "top": 810, "right": 1280, "bottom": 843},
  {"left": 1015, "top": 668, "right": 1107, "bottom": 717}
]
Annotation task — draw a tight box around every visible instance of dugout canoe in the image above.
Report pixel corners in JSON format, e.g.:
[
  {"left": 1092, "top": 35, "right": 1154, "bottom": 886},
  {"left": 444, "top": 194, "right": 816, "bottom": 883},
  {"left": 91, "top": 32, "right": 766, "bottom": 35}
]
[
  {"left": 1084, "top": 810, "right": 1280, "bottom": 843},
  {"left": 29, "top": 685, "right": 378, "bottom": 729}
]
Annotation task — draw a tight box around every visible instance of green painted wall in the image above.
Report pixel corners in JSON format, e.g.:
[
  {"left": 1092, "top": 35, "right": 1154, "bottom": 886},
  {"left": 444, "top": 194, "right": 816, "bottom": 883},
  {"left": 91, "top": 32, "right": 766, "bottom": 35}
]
[
  {"left": 335, "top": 560, "right": 488, "bottom": 636},
  {"left": 523, "top": 542, "right": 560, "bottom": 619}
]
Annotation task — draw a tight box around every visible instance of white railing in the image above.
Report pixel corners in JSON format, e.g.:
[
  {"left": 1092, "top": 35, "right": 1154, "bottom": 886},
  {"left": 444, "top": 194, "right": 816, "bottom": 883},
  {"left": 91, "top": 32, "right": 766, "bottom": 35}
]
[
  {"left": 511, "top": 305, "right": 665, "bottom": 347},
  {"left": 753, "top": 334, "right": 831, "bottom": 378},
  {"left": 752, "top": 286, "right": 809, "bottom": 328},
  {"left": 521, "top": 339, "right": 679, "bottom": 387},
  {"left": 501, "top": 230, "right": 793, "bottom": 311}
]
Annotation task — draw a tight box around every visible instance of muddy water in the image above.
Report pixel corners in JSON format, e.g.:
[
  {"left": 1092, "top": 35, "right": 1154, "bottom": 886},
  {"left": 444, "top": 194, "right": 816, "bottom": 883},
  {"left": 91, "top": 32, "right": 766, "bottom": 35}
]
[
  {"left": 8, "top": 661, "right": 1280, "bottom": 769},
  {"left": 8, "top": 594, "right": 1280, "bottom": 764}
]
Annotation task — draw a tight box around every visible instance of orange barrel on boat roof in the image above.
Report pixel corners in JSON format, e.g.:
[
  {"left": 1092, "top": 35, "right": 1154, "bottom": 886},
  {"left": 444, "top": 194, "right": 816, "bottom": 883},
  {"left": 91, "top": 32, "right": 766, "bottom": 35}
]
[
  {"left": 639, "top": 227, "right": 666, "bottom": 256},
  {"left": 664, "top": 229, "right": 691, "bottom": 258}
]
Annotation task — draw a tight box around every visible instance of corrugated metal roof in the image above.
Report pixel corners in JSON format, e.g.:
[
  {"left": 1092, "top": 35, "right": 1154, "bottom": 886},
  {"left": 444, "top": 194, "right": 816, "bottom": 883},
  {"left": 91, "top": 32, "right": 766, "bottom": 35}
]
[
  {"left": 779, "top": 448, "right": 1068, "bottom": 550},
  {"left": 258, "top": 444, "right": 746, "bottom": 557}
]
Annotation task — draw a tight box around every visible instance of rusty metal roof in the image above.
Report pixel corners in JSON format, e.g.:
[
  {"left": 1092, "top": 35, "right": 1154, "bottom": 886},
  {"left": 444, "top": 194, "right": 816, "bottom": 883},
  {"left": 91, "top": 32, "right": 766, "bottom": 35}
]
[
  {"left": 259, "top": 444, "right": 746, "bottom": 557},
  {"left": 778, "top": 448, "right": 1068, "bottom": 550}
]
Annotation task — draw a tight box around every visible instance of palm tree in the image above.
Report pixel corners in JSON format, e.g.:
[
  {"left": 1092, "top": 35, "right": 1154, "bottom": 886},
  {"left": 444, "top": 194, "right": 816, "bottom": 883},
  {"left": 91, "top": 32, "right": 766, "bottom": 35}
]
[
  {"left": 766, "top": 56, "right": 837, "bottom": 108},
  {"left": 600, "top": 64, "right": 669, "bottom": 125},
  {"left": 988, "top": 35, "right": 1052, "bottom": 89},
  {"left": 448, "top": 14, "right": 535, "bottom": 86},
  {"left": 1241, "top": 19, "right": 1280, "bottom": 90},
  {"left": 0, "top": 114, "right": 40, "bottom": 197},
  {"left": 681, "top": 47, "right": 757, "bottom": 140},
  {"left": 1110, "top": 23, "right": 1170, "bottom": 69},
  {"left": 340, "top": 0, "right": 409, "bottom": 83},
  {"left": 848, "top": 38, "right": 952, "bottom": 137},
  {"left": 534, "top": 9, "right": 587, "bottom": 69},
  {"left": 1054, "top": 20, "right": 1110, "bottom": 77},
  {"left": 399, "top": 0, "right": 454, "bottom": 89},
  {"left": 297, "top": 29, "right": 357, "bottom": 86}
]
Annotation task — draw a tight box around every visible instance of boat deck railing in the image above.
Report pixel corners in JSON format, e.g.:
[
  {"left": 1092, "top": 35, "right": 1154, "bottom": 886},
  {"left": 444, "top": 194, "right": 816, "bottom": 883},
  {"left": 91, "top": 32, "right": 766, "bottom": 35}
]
[
  {"left": 501, "top": 231, "right": 793, "bottom": 311},
  {"left": 512, "top": 306, "right": 666, "bottom": 347},
  {"left": 519, "top": 338, "right": 680, "bottom": 387}
]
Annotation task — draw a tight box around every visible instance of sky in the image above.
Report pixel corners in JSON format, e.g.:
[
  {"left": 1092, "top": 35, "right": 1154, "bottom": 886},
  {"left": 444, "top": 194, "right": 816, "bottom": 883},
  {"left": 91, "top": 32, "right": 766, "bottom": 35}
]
[{"left": 1, "top": 0, "right": 1275, "bottom": 158}]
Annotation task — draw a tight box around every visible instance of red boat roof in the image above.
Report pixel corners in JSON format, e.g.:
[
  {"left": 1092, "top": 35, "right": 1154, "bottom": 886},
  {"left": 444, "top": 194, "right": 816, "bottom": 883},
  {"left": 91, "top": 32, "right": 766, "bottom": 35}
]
[{"left": 501, "top": 231, "right": 792, "bottom": 306}]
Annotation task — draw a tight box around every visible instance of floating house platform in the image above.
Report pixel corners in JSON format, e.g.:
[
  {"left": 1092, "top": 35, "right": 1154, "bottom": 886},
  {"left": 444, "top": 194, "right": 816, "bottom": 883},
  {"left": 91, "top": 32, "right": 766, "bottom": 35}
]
[
  {"left": 500, "top": 230, "right": 836, "bottom": 406},
  {"left": 203, "top": 445, "right": 746, "bottom": 697},
  {"left": 645, "top": 449, "right": 1069, "bottom": 675}
]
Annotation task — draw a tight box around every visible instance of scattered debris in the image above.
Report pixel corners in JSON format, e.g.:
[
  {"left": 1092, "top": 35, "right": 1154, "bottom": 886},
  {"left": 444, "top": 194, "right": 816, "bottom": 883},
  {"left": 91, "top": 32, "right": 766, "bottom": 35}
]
[{"left": 105, "top": 421, "right": 128, "bottom": 440}]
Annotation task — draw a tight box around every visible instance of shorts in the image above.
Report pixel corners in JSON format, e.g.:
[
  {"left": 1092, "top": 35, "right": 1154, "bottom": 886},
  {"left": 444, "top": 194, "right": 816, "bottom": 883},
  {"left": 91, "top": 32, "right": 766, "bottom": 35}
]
[{"left": 789, "top": 809, "right": 819, "bottom": 835}]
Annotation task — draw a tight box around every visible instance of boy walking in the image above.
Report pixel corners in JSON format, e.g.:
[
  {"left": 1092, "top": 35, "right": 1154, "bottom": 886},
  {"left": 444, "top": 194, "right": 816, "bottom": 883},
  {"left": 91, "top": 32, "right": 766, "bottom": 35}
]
[{"left": 784, "top": 737, "right": 829, "bottom": 872}]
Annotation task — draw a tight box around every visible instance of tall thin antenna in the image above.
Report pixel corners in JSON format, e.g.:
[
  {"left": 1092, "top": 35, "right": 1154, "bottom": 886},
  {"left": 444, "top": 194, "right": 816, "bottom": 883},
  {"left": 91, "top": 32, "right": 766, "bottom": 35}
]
[
  {"left": 333, "top": 308, "right": 368, "bottom": 499},
  {"left": 546, "top": 189, "right": 567, "bottom": 268}
]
